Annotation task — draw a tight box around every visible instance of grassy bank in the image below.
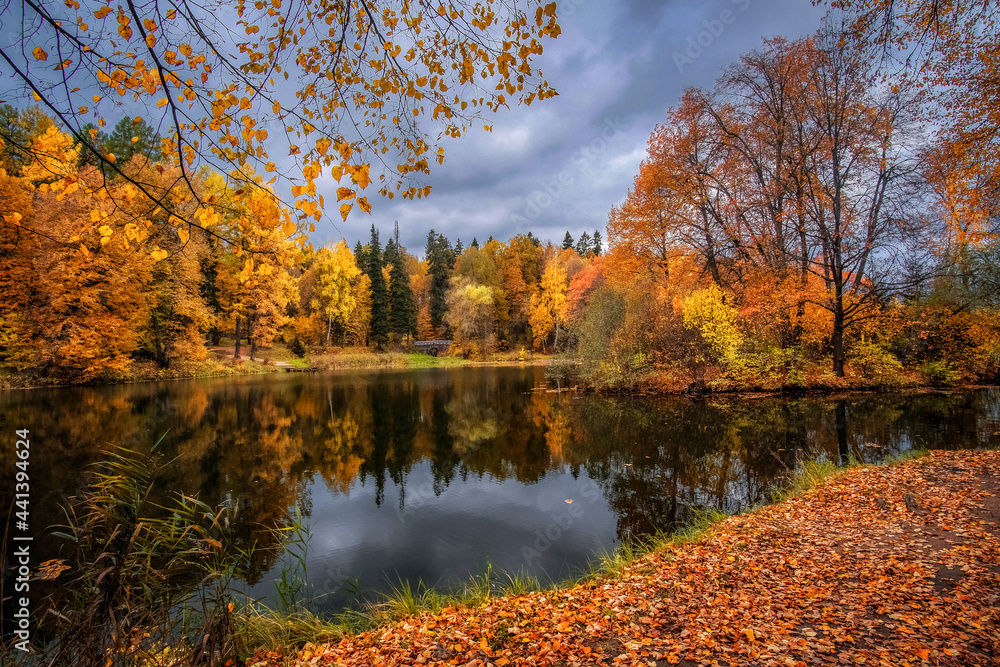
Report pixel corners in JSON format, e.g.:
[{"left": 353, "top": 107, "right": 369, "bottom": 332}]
[
  {"left": 244, "top": 449, "right": 1000, "bottom": 666},
  {"left": 0, "top": 345, "right": 552, "bottom": 390}
]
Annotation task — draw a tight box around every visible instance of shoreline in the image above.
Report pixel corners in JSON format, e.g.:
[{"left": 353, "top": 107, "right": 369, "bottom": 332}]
[
  {"left": 245, "top": 449, "right": 1000, "bottom": 666},
  {"left": 1, "top": 352, "right": 993, "bottom": 397}
]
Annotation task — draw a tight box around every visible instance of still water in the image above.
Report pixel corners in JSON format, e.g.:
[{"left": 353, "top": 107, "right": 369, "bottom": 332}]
[{"left": 2, "top": 366, "right": 998, "bottom": 614}]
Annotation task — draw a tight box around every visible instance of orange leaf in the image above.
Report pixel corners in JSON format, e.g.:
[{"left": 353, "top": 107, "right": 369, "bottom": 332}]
[{"left": 339, "top": 203, "right": 352, "bottom": 221}]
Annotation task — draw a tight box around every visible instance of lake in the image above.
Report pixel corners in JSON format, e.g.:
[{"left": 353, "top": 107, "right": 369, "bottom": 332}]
[{"left": 2, "top": 366, "right": 998, "bottom": 616}]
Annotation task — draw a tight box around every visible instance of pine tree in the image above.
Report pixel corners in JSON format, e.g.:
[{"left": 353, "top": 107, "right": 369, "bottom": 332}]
[
  {"left": 592, "top": 229, "right": 603, "bottom": 256},
  {"left": 562, "top": 231, "right": 574, "bottom": 250},
  {"left": 354, "top": 240, "right": 369, "bottom": 271},
  {"left": 425, "top": 230, "right": 454, "bottom": 333},
  {"left": 575, "top": 231, "right": 592, "bottom": 256},
  {"left": 366, "top": 225, "right": 389, "bottom": 349},
  {"left": 388, "top": 249, "right": 418, "bottom": 344},
  {"left": 471, "top": 237, "right": 479, "bottom": 249},
  {"left": 455, "top": 238, "right": 464, "bottom": 254},
  {"left": 102, "top": 116, "right": 163, "bottom": 176}
]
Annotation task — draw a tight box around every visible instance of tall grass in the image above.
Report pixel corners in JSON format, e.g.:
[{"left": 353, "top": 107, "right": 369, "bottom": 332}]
[{"left": 27, "top": 443, "right": 250, "bottom": 666}]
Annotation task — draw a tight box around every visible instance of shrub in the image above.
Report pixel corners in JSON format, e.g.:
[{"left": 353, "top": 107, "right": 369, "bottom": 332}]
[
  {"left": 922, "top": 360, "right": 962, "bottom": 386},
  {"left": 848, "top": 341, "right": 903, "bottom": 383}
]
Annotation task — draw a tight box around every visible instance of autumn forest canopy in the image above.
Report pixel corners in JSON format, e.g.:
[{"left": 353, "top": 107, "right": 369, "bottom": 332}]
[{"left": 1, "top": 0, "right": 1000, "bottom": 389}]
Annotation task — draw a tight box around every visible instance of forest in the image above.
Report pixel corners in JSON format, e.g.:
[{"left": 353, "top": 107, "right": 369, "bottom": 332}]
[{"left": 1, "top": 12, "right": 999, "bottom": 392}]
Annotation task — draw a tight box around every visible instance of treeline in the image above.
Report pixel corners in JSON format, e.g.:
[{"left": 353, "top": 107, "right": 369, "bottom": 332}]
[
  {"left": 584, "top": 25, "right": 1000, "bottom": 391},
  {"left": 4, "top": 17, "right": 1000, "bottom": 391},
  {"left": 0, "top": 105, "right": 606, "bottom": 383}
]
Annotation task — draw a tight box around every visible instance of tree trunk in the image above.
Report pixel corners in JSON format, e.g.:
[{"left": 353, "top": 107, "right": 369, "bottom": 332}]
[
  {"left": 835, "top": 400, "right": 849, "bottom": 465},
  {"left": 233, "top": 316, "right": 242, "bottom": 360},
  {"left": 832, "top": 301, "right": 846, "bottom": 377},
  {"left": 248, "top": 312, "right": 257, "bottom": 361}
]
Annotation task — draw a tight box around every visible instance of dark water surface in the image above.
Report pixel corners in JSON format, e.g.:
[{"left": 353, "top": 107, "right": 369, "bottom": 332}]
[{"left": 2, "top": 366, "right": 998, "bottom": 615}]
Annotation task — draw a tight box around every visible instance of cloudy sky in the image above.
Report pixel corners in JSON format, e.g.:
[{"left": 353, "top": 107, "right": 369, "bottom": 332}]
[{"left": 313, "top": 0, "right": 830, "bottom": 256}]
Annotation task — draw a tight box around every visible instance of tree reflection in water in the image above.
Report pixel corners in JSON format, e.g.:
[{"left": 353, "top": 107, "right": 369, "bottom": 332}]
[{"left": 2, "top": 370, "right": 997, "bottom": 617}]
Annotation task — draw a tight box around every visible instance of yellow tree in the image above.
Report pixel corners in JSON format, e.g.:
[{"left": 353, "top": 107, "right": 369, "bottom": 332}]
[
  {"left": 212, "top": 179, "right": 299, "bottom": 360},
  {"left": 14, "top": 131, "right": 156, "bottom": 381},
  {"left": 311, "top": 240, "right": 362, "bottom": 346},
  {"left": 529, "top": 260, "right": 568, "bottom": 350}
]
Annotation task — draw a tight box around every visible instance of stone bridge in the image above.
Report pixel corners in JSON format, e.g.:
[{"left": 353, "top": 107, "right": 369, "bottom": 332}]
[{"left": 413, "top": 340, "right": 452, "bottom": 357}]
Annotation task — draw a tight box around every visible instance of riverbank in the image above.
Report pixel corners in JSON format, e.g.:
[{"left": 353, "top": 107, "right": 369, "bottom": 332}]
[
  {"left": 0, "top": 345, "right": 551, "bottom": 390},
  {"left": 246, "top": 449, "right": 1000, "bottom": 666}
]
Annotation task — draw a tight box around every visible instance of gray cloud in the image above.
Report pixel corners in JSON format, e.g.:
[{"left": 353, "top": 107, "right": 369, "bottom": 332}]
[{"left": 314, "top": 1, "right": 829, "bottom": 256}]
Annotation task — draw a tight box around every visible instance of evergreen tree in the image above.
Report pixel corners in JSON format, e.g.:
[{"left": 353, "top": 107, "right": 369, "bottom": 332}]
[
  {"left": 575, "top": 231, "right": 592, "bottom": 256},
  {"left": 102, "top": 116, "right": 163, "bottom": 176},
  {"left": 366, "top": 225, "right": 389, "bottom": 349},
  {"left": 354, "top": 240, "right": 370, "bottom": 275},
  {"left": 383, "top": 236, "right": 399, "bottom": 267},
  {"left": 592, "top": 229, "right": 603, "bottom": 256},
  {"left": 471, "top": 237, "right": 479, "bottom": 249},
  {"left": 425, "top": 230, "right": 455, "bottom": 333},
  {"left": 562, "top": 231, "right": 574, "bottom": 250},
  {"left": 388, "top": 248, "right": 418, "bottom": 344},
  {"left": 455, "top": 238, "right": 464, "bottom": 254},
  {"left": 526, "top": 232, "right": 540, "bottom": 247}
]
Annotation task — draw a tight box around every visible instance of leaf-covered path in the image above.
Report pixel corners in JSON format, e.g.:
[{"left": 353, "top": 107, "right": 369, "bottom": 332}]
[{"left": 250, "top": 451, "right": 1000, "bottom": 666}]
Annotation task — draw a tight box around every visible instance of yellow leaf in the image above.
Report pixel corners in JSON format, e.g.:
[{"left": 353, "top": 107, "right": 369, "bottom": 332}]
[
  {"left": 79, "top": 243, "right": 90, "bottom": 256},
  {"left": 166, "top": 9, "right": 176, "bottom": 19},
  {"left": 178, "top": 227, "right": 189, "bottom": 244},
  {"left": 32, "top": 47, "right": 48, "bottom": 61},
  {"left": 151, "top": 248, "right": 168, "bottom": 261},
  {"left": 336, "top": 187, "right": 355, "bottom": 201},
  {"left": 265, "top": 161, "right": 276, "bottom": 172},
  {"left": 357, "top": 196, "right": 371, "bottom": 214},
  {"left": 339, "top": 203, "right": 352, "bottom": 221},
  {"left": 98, "top": 224, "right": 113, "bottom": 237},
  {"left": 94, "top": 6, "right": 112, "bottom": 19},
  {"left": 744, "top": 629, "right": 755, "bottom": 642}
]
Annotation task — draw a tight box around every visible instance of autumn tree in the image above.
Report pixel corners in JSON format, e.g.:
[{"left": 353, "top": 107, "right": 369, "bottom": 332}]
[
  {"left": 312, "top": 241, "right": 362, "bottom": 347},
  {"left": 211, "top": 176, "right": 299, "bottom": 361},
  {"left": 529, "top": 259, "right": 568, "bottom": 350},
  {"left": 7, "top": 127, "right": 155, "bottom": 381},
  {"left": 445, "top": 279, "right": 496, "bottom": 353},
  {"left": 2, "top": 0, "right": 561, "bottom": 244}
]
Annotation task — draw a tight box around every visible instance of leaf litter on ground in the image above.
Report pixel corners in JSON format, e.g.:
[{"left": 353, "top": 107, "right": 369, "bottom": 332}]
[{"left": 246, "top": 450, "right": 1000, "bottom": 666}]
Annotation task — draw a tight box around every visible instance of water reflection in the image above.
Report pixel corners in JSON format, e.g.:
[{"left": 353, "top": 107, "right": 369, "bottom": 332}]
[{"left": 2, "top": 370, "right": 998, "bottom": 620}]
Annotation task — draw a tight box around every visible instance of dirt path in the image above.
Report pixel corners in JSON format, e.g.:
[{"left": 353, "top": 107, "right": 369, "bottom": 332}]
[{"left": 248, "top": 451, "right": 1000, "bottom": 666}]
